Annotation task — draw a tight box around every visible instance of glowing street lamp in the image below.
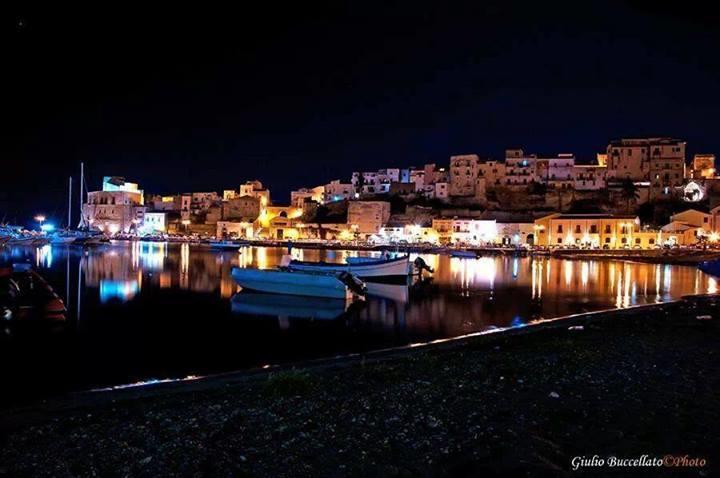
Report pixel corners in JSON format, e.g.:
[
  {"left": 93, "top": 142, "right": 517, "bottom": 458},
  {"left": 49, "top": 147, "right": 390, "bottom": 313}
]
[{"left": 34, "top": 215, "right": 46, "bottom": 230}]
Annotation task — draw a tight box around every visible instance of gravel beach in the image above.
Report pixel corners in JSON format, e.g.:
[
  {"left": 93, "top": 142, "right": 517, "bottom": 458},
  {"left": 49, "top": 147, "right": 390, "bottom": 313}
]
[{"left": 1, "top": 297, "right": 717, "bottom": 477}]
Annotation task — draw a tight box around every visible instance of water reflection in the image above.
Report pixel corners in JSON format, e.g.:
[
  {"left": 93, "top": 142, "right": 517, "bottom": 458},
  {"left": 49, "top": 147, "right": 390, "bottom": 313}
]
[{"left": 1, "top": 242, "right": 717, "bottom": 397}]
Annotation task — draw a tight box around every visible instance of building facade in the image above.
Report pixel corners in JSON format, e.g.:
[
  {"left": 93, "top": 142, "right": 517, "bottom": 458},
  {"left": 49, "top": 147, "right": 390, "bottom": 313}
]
[
  {"left": 449, "top": 154, "right": 481, "bottom": 196},
  {"left": 347, "top": 201, "right": 391, "bottom": 235}
]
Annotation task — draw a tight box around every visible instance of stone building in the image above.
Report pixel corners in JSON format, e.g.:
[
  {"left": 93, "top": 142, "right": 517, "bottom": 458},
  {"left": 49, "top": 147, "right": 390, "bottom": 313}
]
[{"left": 347, "top": 201, "right": 391, "bottom": 235}]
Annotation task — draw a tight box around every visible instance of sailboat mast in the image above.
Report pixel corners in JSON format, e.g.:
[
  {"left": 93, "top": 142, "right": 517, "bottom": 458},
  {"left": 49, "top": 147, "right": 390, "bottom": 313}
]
[
  {"left": 68, "top": 177, "right": 73, "bottom": 229},
  {"left": 79, "top": 162, "right": 85, "bottom": 228}
]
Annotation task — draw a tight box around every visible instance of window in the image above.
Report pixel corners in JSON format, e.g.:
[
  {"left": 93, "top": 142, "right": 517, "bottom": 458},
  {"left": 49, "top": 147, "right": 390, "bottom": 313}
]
[
  {"left": 605, "top": 225, "right": 611, "bottom": 233},
  {"left": 635, "top": 238, "right": 641, "bottom": 244},
  {"left": 557, "top": 237, "right": 562, "bottom": 244},
  {"left": 557, "top": 225, "right": 563, "bottom": 233},
  {"left": 649, "top": 238, "right": 655, "bottom": 244},
  {"left": 621, "top": 237, "right": 627, "bottom": 244},
  {"left": 575, "top": 225, "right": 581, "bottom": 233},
  {"left": 605, "top": 237, "right": 611, "bottom": 243},
  {"left": 590, "top": 225, "right": 598, "bottom": 234},
  {"left": 704, "top": 217, "right": 709, "bottom": 223}
]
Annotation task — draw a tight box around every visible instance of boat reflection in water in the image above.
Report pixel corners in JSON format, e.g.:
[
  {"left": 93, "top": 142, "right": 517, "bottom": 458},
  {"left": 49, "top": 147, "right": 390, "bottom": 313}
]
[
  {"left": 1, "top": 241, "right": 719, "bottom": 401},
  {"left": 231, "top": 292, "right": 352, "bottom": 322}
]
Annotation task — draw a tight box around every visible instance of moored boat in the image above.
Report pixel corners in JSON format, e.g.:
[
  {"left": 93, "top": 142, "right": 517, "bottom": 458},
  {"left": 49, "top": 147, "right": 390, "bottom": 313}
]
[
  {"left": 231, "top": 267, "right": 365, "bottom": 299},
  {"left": 289, "top": 255, "right": 410, "bottom": 279}
]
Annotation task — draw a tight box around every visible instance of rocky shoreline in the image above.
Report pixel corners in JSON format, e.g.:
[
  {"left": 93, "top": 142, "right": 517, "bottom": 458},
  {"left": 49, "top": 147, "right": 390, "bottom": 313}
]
[{"left": 1, "top": 297, "right": 717, "bottom": 477}]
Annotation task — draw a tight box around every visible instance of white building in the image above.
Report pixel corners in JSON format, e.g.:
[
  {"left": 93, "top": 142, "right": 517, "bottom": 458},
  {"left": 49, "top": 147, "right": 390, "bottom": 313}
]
[
  {"left": 81, "top": 177, "right": 146, "bottom": 234},
  {"left": 573, "top": 165, "right": 607, "bottom": 191},
  {"left": 504, "top": 149, "right": 537, "bottom": 188},
  {"left": 239, "top": 180, "right": 270, "bottom": 206},
  {"left": 544, "top": 154, "right": 575, "bottom": 190},
  {"left": 139, "top": 212, "right": 167, "bottom": 235},
  {"left": 324, "top": 180, "right": 354, "bottom": 202},
  {"left": 290, "top": 186, "right": 324, "bottom": 208}
]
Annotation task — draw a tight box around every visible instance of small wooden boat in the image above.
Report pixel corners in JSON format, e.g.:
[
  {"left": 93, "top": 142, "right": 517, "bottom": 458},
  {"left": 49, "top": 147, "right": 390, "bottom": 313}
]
[
  {"left": 231, "top": 267, "right": 365, "bottom": 299},
  {"left": 289, "top": 255, "right": 410, "bottom": 279},
  {"left": 231, "top": 292, "right": 350, "bottom": 320},
  {"left": 1, "top": 264, "right": 66, "bottom": 321}
]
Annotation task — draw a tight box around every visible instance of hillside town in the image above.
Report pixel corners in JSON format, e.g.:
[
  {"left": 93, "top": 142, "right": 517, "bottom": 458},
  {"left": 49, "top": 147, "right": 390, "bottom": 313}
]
[{"left": 78, "top": 137, "right": 720, "bottom": 249}]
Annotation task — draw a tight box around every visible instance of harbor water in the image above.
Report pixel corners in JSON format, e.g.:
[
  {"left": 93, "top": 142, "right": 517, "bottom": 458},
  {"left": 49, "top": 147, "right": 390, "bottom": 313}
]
[{"left": 1, "top": 241, "right": 716, "bottom": 403}]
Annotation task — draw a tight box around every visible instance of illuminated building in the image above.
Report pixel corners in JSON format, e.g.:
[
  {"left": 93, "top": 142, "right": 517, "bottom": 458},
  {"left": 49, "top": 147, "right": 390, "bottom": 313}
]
[
  {"left": 139, "top": 212, "right": 167, "bottom": 234},
  {"left": 449, "top": 154, "right": 481, "bottom": 196},
  {"left": 477, "top": 160, "right": 506, "bottom": 191},
  {"left": 221, "top": 196, "right": 261, "bottom": 222},
  {"left": 572, "top": 164, "right": 607, "bottom": 190},
  {"left": 347, "top": 201, "right": 391, "bottom": 235},
  {"left": 504, "top": 149, "right": 537, "bottom": 189},
  {"left": 239, "top": 180, "right": 271, "bottom": 206},
  {"left": 323, "top": 180, "right": 354, "bottom": 203},
  {"left": 542, "top": 153, "right": 575, "bottom": 190},
  {"left": 669, "top": 209, "right": 712, "bottom": 229},
  {"left": 82, "top": 177, "right": 146, "bottom": 234},
  {"left": 688, "top": 154, "right": 716, "bottom": 179},
  {"left": 290, "top": 186, "right": 324, "bottom": 208},
  {"left": 606, "top": 137, "right": 686, "bottom": 199},
  {"left": 217, "top": 220, "right": 255, "bottom": 239},
  {"left": 534, "top": 213, "right": 650, "bottom": 249},
  {"left": 660, "top": 221, "right": 703, "bottom": 246},
  {"left": 190, "top": 192, "right": 221, "bottom": 214}
]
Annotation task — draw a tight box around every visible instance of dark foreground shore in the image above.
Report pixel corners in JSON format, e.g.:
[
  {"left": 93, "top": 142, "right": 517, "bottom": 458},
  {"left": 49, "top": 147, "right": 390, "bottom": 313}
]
[{"left": 1, "top": 298, "right": 718, "bottom": 477}]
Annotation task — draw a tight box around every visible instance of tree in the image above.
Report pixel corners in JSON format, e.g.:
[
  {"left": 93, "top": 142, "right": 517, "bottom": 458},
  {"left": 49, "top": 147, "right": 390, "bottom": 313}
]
[{"left": 620, "top": 178, "right": 640, "bottom": 214}]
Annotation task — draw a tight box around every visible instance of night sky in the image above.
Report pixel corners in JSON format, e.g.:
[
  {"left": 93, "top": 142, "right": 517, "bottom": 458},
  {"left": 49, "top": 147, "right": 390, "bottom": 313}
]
[{"left": 3, "top": 1, "right": 720, "bottom": 225}]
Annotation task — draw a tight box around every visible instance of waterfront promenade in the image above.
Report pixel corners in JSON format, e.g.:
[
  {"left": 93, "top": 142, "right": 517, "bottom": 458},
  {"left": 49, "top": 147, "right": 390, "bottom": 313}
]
[{"left": 1, "top": 295, "right": 716, "bottom": 476}]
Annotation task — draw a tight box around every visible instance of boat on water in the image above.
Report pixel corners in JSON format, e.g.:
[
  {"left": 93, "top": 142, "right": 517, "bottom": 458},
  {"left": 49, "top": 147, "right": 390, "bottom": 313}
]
[
  {"left": 231, "top": 292, "right": 351, "bottom": 320},
  {"left": 449, "top": 249, "right": 478, "bottom": 259},
  {"left": 231, "top": 267, "right": 366, "bottom": 299},
  {"left": 288, "top": 255, "right": 411, "bottom": 279},
  {"left": 1, "top": 263, "right": 66, "bottom": 321},
  {"left": 210, "top": 239, "right": 245, "bottom": 249}
]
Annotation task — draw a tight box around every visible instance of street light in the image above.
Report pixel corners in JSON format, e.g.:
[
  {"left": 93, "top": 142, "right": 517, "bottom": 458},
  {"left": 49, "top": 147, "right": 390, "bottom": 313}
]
[{"left": 34, "top": 215, "right": 46, "bottom": 230}]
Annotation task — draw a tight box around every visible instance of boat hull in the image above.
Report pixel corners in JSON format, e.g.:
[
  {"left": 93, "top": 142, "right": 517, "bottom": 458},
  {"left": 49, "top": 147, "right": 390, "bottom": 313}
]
[
  {"left": 231, "top": 267, "right": 351, "bottom": 299},
  {"left": 289, "top": 256, "right": 410, "bottom": 279}
]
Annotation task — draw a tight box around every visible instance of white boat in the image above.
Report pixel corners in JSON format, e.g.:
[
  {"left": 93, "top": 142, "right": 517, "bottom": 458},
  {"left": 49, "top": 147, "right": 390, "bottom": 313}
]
[
  {"left": 231, "top": 267, "right": 364, "bottom": 299},
  {"left": 231, "top": 292, "right": 350, "bottom": 320},
  {"left": 288, "top": 255, "right": 411, "bottom": 279}
]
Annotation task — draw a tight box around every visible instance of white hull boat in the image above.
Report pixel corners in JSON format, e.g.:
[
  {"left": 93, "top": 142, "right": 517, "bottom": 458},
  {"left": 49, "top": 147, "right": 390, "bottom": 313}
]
[
  {"left": 289, "top": 255, "right": 410, "bottom": 279},
  {"left": 231, "top": 267, "right": 363, "bottom": 299}
]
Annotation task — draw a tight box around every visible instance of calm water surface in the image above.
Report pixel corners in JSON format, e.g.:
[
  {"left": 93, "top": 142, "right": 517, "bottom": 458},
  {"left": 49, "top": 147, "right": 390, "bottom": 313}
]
[{"left": 1, "top": 241, "right": 716, "bottom": 402}]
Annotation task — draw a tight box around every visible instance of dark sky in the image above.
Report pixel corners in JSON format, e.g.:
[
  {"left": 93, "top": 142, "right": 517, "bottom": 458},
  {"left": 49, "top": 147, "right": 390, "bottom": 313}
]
[{"left": 2, "top": 1, "right": 720, "bottom": 225}]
